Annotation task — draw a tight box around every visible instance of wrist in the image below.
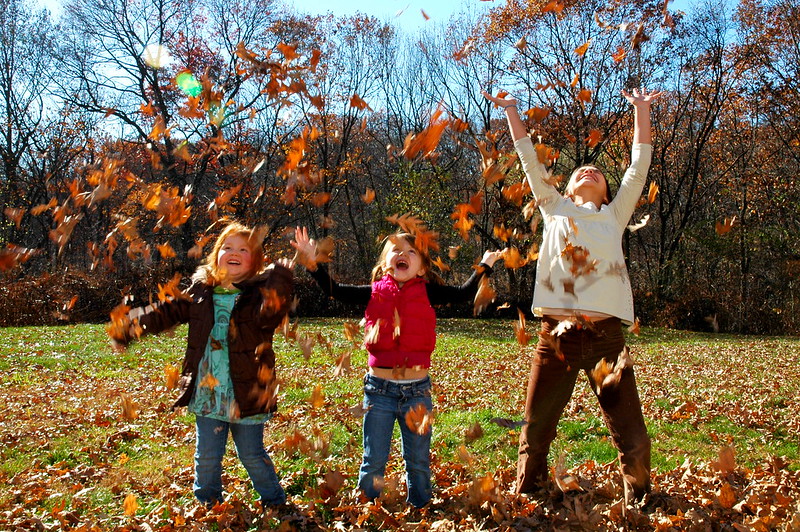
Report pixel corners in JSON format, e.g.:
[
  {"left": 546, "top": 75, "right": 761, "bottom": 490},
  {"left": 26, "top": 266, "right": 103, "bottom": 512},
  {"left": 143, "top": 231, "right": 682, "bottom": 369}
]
[{"left": 502, "top": 103, "right": 518, "bottom": 110}]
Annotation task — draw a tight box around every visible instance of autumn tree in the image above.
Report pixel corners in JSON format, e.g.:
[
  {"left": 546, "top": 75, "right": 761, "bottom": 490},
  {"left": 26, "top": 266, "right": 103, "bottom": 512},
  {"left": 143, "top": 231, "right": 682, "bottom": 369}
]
[{"left": 0, "top": 0, "right": 55, "bottom": 245}]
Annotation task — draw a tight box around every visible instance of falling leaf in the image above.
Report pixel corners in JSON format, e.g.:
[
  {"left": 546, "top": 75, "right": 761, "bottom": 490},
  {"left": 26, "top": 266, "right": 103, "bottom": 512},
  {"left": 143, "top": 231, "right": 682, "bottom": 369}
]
[
  {"left": 574, "top": 40, "right": 591, "bottom": 56},
  {"left": 612, "top": 46, "right": 627, "bottom": 63},
  {"left": 503, "top": 247, "right": 527, "bottom": 269},
  {"left": 349, "top": 93, "right": 372, "bottom": 111},
  {"left": 164, "top": 365, "right": 180, "bottom": 390},
  {"left": 627, "top": 214, "right": 650, "bottom": 232},
  {"left": 473, "top": 276, "right": 496, "bottom": 316},
  {"left": 157, "top": 242, "right": 176, "bottom": 259},
  {"left": 4, "top": 207, "right": 25, "bottom": 228},
  {"left": 577, "top": 88, "right": 592, "bottom": 104},
  {"left": 631, "top": 23, "right": 650, "bottom": 50},
  {"left": 464, "top": 421, "right": 484, "bottom": 443},
  {"left": 431, "top": 256, "right": 450, "bottom": 273},
  {"left": 404, "top": 403, "right": 432, "bottom": 435},
  {"left": 420, "top": 8, "right": 429, "bottom": 20},
  {"left": 627, "top": 317, "right": 641, "bottom": 336},
  {"left": 361, "top": 187, "right": 376, "bottom": 204},
  {"left": 515, "top": 36, "right": 527, "bottom": 50},
  {"left": 542, "top": 0, "right": 565, "bottom": 14},
  {"left": 120, "top": 393, "right": 139, "bottom": 420},
  {"left": 123, "top": 493, "right": 138, "bottom": 516},
  {"left": 586, "top": 129, "right": 602, "bottom": 148},
  {"left": 514, "top": 309, "right": 532, "bottom": 345},
  {"left": 712, "top": 445, "right": 736, "bottom": 474},
  {"left": 715, "top": 216, "right": 737, "bottom": 235},
  {"left": 310, "top": 384, "right": 325, "bottom": 409},
  {"left": 200, "top": 373, "right": 219, "bottom": 391},
  {"left": 648, "top": 181, "right": 659, "bottom": 204},
  {"left": 525, "top": 107, "right": 550, "bottom": 123}
]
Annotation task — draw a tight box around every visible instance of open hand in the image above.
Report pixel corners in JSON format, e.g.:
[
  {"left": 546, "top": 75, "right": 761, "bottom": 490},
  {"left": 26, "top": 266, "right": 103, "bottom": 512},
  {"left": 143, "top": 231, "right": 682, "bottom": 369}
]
[
  {"left": 621, "top": 88, "right": 663, "bottom": 106},
  {"left": 290, "top": 227, "right": 318, "bottom": 271},
  {"left": 481, "top": 90, "right": 517, "bottom": 110}
]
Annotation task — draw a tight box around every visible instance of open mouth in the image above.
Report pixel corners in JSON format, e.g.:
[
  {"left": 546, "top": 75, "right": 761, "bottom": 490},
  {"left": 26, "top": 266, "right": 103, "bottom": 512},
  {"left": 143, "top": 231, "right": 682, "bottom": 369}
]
[
  {"left": 227, "top": 259, "right": 241, "bottom": 266},
  {"left": 395, "top": 258, "right": 409, "bottom": 271}
]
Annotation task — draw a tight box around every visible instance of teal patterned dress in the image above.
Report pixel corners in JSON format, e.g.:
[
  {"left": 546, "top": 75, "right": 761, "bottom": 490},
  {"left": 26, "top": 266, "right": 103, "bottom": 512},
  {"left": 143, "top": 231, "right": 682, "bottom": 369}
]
[{"left": 188, "top": 287, "right": 271, "bottom": 424}]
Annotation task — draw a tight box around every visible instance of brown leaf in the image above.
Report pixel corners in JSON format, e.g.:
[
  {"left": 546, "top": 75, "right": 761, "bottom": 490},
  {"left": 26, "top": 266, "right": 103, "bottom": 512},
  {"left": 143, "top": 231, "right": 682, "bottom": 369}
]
[
  {"left": 120, "top": 393, "right": 139, "bottom": 420},
  {"left": 464, "top": 421, "right": 484, "bottom": 443},
  {"left": 473, "top": 276, "right": 496, "bottom": 316},
  {"left": 514, "top": 308, "right": 532, "bottom": 345}
]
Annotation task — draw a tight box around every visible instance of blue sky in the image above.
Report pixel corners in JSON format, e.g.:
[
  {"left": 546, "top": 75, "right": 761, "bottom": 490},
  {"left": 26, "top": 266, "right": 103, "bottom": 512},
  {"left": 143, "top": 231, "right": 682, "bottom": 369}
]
[
  {"left": 37, "top": 0, "right": 492, "bottom": 33},
  {"left": 39, "top": 0, "right": 698, "bottom": 34}
]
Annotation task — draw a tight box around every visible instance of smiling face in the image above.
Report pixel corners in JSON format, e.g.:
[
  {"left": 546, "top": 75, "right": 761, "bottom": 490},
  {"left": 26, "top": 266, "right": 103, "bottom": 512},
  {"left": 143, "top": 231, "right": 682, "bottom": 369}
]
[
  {"left": 566, "top": 165, "right": 610, "bottom": 206},
  {"left": 216, "top": 234, "right": 253, "bottom": 287},
  {"left": 381, "top": 236, "right": 426, "bottom": 285}
]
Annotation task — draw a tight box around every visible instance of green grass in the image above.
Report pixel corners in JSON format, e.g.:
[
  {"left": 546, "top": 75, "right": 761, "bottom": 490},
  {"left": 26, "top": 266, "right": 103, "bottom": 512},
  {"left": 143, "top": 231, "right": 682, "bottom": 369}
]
[{"left": 1, "top": 318, "right": 799, "bottom": 527}]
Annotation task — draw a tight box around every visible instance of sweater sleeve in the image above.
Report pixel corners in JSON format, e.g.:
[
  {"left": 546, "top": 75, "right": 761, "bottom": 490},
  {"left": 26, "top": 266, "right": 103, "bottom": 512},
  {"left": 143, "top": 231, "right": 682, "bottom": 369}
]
[
  {"left": 609, "top": 143, "right": 652, "bottom": 227},
  {"left": 308, "top": 265, "right": 372, "bottom": 306},
  {"left": 514, "top": 136, "right": 563, "bottom": 215},
  {"left": 426, "top": 264, "right": 493, "bottom": 305}
]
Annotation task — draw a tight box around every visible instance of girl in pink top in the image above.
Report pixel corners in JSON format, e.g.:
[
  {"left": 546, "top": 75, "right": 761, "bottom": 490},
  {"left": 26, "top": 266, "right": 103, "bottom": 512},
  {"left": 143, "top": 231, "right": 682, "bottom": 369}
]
[{"left": 293, "top": 228, "right": 502, "bottom": 507}]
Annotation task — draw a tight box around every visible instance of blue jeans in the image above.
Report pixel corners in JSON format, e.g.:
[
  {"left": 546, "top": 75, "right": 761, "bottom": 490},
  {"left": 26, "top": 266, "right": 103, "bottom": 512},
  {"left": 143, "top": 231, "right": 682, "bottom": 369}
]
[
  {"left": 193, "top": 416, "right": 286, "bottom": 505},
  {"left": 359, "top": 374, "right": 433, "bottom": 508}
]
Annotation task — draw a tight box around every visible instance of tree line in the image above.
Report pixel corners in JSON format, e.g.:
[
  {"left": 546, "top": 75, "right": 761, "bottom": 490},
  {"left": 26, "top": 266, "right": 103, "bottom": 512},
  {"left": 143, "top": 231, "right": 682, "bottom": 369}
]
[{"left": 1, "top": 0, "right": 798, "bottom": 334}]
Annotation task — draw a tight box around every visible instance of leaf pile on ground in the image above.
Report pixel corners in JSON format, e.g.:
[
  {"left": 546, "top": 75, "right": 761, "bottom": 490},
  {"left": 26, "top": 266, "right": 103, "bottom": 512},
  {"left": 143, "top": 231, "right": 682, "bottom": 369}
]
[{"left": 0, "top": 320, "right": 798, "bottom": 530}]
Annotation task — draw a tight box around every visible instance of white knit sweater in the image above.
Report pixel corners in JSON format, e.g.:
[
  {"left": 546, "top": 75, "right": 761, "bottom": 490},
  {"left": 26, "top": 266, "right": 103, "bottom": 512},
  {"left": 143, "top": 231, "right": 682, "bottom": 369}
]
[{"left": 515, "top": 136, "right": 652, "bottom": 324}]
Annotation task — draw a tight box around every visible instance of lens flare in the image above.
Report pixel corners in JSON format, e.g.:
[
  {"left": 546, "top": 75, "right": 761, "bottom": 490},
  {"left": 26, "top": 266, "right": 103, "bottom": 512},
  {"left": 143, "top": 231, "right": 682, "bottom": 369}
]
[
  {"left": 142, "top": 44, "right": 172, "bottom": 69},
  {"left": 176, "top": 71, "right": 202, "bottom": 97}
]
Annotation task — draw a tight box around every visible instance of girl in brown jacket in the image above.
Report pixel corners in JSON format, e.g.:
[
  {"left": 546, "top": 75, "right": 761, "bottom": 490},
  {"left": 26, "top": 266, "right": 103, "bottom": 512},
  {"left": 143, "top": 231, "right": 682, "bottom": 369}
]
[{"left": 108, "top": 221, "right": 294, "bottom": 507}]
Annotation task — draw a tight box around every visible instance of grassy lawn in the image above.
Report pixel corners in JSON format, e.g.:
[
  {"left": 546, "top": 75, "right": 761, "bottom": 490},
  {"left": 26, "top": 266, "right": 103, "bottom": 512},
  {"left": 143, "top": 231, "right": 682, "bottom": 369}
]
[{"left": 1, "top": 319, "right": 798, "bottom": 530}]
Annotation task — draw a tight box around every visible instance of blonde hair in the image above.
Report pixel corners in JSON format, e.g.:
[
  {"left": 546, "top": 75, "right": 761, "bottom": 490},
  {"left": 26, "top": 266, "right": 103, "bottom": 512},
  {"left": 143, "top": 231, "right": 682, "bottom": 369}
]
[
  {"left": 564, "top": 165, "right": 611, "bottom": 205},
  {"left": 198, "top": 222, "right": 266, "bottom": 285},
  {"left": 370, "top": 233, "right": 443, "bottom": 284}
]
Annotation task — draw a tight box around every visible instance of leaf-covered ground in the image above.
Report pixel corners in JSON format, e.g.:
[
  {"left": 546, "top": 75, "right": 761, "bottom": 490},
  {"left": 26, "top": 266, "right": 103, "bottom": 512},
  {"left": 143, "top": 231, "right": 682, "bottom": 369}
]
[{"left": 1, "top": 319, "right": 799, "bottom": 531}]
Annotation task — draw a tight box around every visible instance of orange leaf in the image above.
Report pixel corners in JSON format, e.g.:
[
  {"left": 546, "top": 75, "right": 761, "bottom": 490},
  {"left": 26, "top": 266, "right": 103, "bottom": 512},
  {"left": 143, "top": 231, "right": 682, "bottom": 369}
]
[
  {"left": 526, "top": 107, "right": 550, "bottom": 123},
  {"left": 310, "top": 384, "right": 325, "bottom": 409},
  {"left": 514, "top": 308, "right": 532, "bottom": 345},
  {"left": 586, "top": 129, "right": 602, "bottom": 148},
  {"left": 157, "top": 242, "right": 176, "bottom": 259},
  {"left": 648, "top": 181, "right": 659, "bottom": 204},
  {"left": 404, "top": 403, "right": 432, "bottom": 435},
  {"left": 432, "top": 256, "right": 450, "bottom": 272},
  {"left": 164, "top": 365, "right": 180, "bottom": 390},
  {"left": 123, "top": 493, "right": 138, "bottom": 516},
  {"left": 612, "top": 46, "right": 627, "bottom": 63},
  {"left": 199, "top": 372, "right": 219, "bottom": 391},
  {"left": 120, "top": 393, "right": 139, "bottom": 420},
  {"left": 277, "top": 42, "right": 300, "bottom": 61},
  {"left": 361, "top": 187, "right": 376, "bottom": 204},
  {"left": 715, "top": 215, "right": 737, "bottom": 235},
  {"left": 577, "top": 88, "right": 592, "bottom": 104},
  {"left": 421, "top": 8, "right": 429, "bottom": 20},
  {"left": 574, "top": 40, "right": 590, "bottom": 56},
  {"left": 542, "top": 0, "right": 565, "bottom": 14},
  {"left": 349, "top": 93, "right": 372, "bottom": 111}
]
